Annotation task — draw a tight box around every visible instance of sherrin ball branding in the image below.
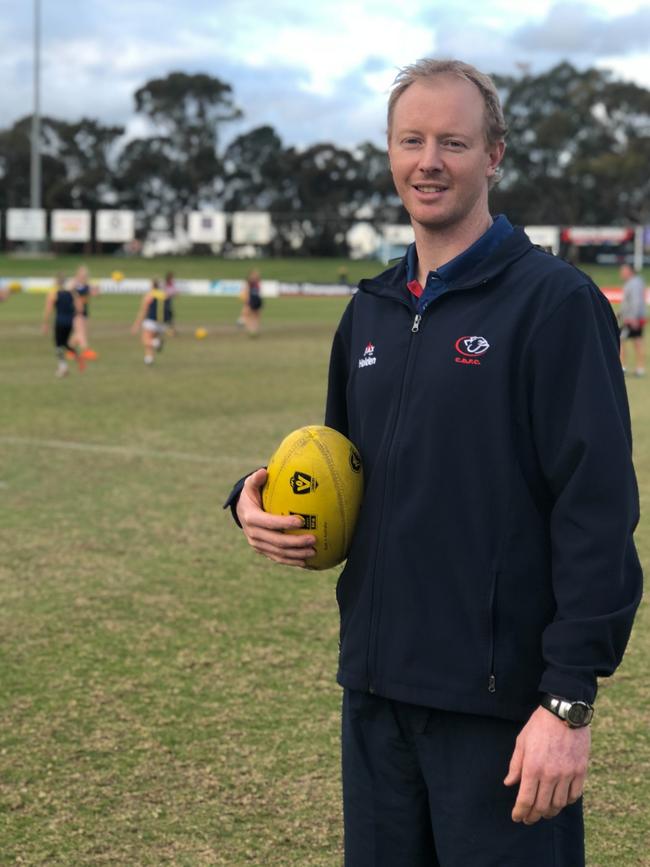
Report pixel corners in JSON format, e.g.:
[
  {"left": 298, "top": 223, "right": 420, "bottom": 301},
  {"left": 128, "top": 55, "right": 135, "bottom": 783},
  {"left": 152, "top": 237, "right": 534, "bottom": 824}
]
[{"left": 262, "top": 425, "right": 364, "bottom": 570}]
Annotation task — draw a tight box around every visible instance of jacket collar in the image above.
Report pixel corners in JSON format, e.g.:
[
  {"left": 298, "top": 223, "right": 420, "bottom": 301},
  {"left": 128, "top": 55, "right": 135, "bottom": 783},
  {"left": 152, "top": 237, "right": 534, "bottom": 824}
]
[{"left": 358, "top": 226, "right": 534, "bottom": 302}]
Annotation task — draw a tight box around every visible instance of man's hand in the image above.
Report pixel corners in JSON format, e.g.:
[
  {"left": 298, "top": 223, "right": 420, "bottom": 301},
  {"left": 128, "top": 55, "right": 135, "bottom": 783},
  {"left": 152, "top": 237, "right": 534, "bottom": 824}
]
[
  {"left": 504, "top": 705, "right": 590, "bottom": 825},
  {"left": 236, "top": 468, "right": 317, "bottom": 567}
]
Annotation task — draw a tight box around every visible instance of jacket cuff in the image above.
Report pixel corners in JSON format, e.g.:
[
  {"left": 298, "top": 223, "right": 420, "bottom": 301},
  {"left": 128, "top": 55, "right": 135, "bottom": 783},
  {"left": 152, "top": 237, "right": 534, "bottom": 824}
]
[
  {"left": 537, "top": 668, "right": 598, "bottom": 705},
  {"left": 223, "top": 475, "right": 248, "bottom": 528},
  {"left": 223, "top": 468, "right": 266, "bottom": 528}
]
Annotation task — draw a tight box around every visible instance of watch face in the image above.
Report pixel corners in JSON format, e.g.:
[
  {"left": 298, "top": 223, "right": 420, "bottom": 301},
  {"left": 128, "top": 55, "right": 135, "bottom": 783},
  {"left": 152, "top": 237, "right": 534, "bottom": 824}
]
[{"left": 567, "top": 703, "right": 589, "bottom": 725}]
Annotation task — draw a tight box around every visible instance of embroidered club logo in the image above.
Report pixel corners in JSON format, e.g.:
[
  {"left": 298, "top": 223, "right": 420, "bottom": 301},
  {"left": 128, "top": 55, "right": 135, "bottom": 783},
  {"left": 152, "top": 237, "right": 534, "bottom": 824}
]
[
  {"left": 454, "top": 335, "right": 490, "bottom": 366},
  {"left": 358, "top": 342, "right": 377, "bottom": 368}
]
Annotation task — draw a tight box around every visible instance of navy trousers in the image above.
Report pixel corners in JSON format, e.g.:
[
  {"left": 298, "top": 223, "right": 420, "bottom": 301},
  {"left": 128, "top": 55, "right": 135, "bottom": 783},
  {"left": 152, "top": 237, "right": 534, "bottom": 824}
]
[{"left": 342, "top": 690, "right": 584, "bottom": 867}]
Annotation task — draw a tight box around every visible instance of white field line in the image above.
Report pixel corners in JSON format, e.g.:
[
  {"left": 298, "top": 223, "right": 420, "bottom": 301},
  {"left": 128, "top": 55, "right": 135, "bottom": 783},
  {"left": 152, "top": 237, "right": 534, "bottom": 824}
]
[{"left": 0, "top": 435, "right": 235, "bottom": 465}]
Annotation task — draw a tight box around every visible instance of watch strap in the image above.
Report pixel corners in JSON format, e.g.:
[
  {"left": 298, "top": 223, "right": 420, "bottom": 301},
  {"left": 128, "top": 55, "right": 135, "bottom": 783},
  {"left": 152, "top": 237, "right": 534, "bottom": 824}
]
[{"left": 540, "top": 693, "right": 594, "bottom": 728}]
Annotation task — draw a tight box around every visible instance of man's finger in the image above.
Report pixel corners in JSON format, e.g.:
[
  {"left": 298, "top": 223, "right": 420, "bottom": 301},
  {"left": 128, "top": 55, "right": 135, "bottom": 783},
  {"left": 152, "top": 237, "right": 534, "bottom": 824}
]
[
  {"left": 251, "top": 536, "right": 317, "bottom": 560},
  {"left": 548, "top": 779, "right": 571, "bottom": 816},
  {"left": 252, "top": 538, "right": 317, "bottom": 566},
  {"left": 522, "top": 777, "right": 555, "bottom": 824},
  {"left": 244, "top": 508, "right": 307, "bottom": 532},
  {"left": 503, "top": 739, "right": 523, "bottom": 787},
  {"left": 511, "top": 776, "right": 538, "bottom": 823},
  {"left": 567, "top": 775, "right": 585, "bottom": 804},
  {"left": 247, "top": 523, "right": 316, "bottom": 547}
]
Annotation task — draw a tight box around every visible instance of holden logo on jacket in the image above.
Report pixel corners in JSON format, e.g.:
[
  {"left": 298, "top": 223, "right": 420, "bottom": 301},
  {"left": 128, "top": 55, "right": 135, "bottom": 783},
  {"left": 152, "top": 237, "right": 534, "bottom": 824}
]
[{"left": 359, "top": 342, "right": 377, "bottom": 368}]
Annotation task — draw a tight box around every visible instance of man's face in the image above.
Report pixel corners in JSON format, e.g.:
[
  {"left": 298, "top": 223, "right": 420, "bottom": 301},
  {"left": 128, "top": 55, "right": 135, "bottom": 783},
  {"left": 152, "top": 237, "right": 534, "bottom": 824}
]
[{"left": 388, "top": 75, "right": 504, "bottom": 235}]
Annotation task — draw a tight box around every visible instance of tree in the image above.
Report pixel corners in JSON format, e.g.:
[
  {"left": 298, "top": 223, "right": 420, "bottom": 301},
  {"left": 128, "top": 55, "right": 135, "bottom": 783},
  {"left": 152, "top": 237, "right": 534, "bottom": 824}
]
[
  {"left": 122, "top": 72, "right": 243, "bottom": 219},
  {"left": 222, "top": 125, "right": 286, "bottom": 212},
  {"left": 492, "top": 62, "right": 650, "bottom": 225},
  {"left": 41, "top": 117, "right": 125, "bottom": 209},
  {"left": 268, "top": 142, "right": 372, "bottom": 255},
  {"left": 0, "top": 116, "right": 66, "bottom": 210},
  {"left": 353, "top": 141, "right": 403, "bottom": 223},
  {"left": 0, "top": 115, "right": 124, "bottom": 213}
]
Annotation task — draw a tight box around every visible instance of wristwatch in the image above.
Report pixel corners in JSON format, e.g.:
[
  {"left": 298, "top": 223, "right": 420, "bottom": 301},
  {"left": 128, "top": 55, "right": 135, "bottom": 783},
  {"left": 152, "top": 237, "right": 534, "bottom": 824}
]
[{"left": 540, "top": 694, "right": 594, "bottom": 728}]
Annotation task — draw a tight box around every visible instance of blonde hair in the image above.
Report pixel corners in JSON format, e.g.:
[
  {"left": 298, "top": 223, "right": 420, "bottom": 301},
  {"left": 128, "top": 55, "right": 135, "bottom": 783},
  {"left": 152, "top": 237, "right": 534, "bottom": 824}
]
[{"left": 387, "top": 58, "right": 507, "bottom": 147}]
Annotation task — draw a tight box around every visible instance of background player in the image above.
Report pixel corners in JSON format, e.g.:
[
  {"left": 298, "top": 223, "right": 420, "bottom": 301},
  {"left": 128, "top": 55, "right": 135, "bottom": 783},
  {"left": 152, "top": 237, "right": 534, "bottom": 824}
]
[
  {"left": 163, "top": 271, "right": 179, "bottom": 336},
  {"left": 131, "top": 278, "right": 167, "bottom": 365},
  {"left": 619, "top": 263, "right": 646, "bottom": 376},
  {"left": 71, "top": 264, "right": 99, "bottom": 361},
  {"left": 42, "top": 274, "right": 86, "bottom": 377}
]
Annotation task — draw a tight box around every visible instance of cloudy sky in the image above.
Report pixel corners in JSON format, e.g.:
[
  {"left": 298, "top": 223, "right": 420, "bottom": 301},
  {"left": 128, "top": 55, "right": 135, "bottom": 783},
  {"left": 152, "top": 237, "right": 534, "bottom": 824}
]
[{"left": 1, "top": 0, "right": 649, "bottom": 150}]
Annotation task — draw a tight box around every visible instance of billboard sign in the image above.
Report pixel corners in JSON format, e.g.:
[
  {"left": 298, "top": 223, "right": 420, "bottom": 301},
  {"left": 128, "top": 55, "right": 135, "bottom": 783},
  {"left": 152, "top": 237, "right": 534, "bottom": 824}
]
[
  {"left": 188, "top": 211, "right": 226, "bottom": 244},
  {"left": 6, "top": 208, "right": 47, "bottom": 241},
  {"left": 51, "top": 210, "right": 91, "bottom": 242},
  {"left": 231, "top": 212, "right": 272, "bottom": 245},
  {"left": 96, "top": 210, "right": 135, "bottom": 243},
  {"left": 561, "top": 226, "right": 634, "bottom": 246}
]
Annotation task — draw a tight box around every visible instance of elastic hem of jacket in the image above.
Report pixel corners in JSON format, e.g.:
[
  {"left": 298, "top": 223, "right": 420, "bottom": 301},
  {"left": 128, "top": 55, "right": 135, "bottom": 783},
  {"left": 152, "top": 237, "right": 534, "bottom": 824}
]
[{"left": 336, "top": 669, "right": 534, "bottom": 723}]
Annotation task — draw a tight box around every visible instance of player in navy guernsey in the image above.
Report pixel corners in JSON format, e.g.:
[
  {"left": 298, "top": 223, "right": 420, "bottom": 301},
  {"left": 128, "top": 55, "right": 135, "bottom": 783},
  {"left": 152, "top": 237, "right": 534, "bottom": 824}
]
[
  {"left": 70, "top": 264, "right": 98, "bottom": 361},
  {"left": 163, "top": 271, "right": 178, "bottom": 336},
  {"left": 226, "top": 59, "right": 642, "bottom": 867},
  {"left": 131, "top": 279, "right": 167, "bottom": 365},
  {"left": 42, "top": 274, "right": 86, "bottom": 377}
]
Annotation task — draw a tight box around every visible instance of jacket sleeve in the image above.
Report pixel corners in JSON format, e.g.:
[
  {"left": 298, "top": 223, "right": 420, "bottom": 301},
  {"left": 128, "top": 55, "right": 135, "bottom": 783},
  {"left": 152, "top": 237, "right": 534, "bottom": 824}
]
[
  {"left": 527, "top": 283, "right": 643, "bottom": 704},
  {"left": 324, "top": 301, "right": 353, "bottom": 436}
]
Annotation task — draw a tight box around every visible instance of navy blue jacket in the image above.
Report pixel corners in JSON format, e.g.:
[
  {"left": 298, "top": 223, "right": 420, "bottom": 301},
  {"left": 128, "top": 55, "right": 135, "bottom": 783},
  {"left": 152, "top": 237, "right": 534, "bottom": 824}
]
[{"left": 324, "top": 227, "right": 642, "bottom": 721}]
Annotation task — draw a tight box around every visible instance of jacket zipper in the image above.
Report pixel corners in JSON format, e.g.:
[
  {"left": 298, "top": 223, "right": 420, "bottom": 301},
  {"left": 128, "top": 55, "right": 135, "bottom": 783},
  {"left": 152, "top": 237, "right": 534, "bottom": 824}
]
[
  {"left": 487, "top": 570, "right": 499, "bottom": 693},
  {"left": 366, "top": 305, "right": 426, "bottom": 692}
]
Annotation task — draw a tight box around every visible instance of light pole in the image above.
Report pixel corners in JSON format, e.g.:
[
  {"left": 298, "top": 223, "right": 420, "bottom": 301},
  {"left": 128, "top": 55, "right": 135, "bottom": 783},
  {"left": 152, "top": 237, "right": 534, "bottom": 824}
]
[{"left": 30, "top": 0, "right": 42, "bottom": 227}]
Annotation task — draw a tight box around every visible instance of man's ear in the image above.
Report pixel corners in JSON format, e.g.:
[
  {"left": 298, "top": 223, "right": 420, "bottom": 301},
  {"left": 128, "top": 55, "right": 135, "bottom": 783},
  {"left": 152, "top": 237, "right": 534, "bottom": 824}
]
[{"left": 487, "top": 139, "right": 506, "bottom": 177}]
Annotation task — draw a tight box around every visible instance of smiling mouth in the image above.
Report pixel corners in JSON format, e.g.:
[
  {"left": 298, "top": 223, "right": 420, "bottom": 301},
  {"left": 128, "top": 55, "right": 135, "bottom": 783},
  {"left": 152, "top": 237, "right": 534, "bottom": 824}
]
[{"left": 413, "top": 183, "right": 448, "bottom": 193}]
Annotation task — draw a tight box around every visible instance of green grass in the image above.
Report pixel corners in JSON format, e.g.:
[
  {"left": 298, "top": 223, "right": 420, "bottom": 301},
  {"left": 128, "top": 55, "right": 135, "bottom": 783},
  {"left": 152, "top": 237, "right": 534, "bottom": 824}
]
[
  {"left": 0, "top": 252, "right": 646, "bottom": 287},
  {"left": 0, "top": 293, "right": 648, "bottom": 865},
  {"left": 0, "top": 254, "right": 374, "bottom": 284}
]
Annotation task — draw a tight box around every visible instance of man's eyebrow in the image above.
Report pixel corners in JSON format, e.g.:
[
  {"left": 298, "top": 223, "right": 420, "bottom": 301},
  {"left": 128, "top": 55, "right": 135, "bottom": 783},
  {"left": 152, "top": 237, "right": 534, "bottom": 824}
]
[{"left": 394, "top": 125, "right": 472, "bottom": 136}]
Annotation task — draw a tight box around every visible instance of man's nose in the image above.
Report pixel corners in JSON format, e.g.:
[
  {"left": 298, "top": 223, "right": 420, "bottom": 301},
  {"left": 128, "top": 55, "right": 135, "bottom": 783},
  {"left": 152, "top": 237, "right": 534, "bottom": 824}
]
[{"left": 418, "top": 140, "right": 443, "bottom": 172}]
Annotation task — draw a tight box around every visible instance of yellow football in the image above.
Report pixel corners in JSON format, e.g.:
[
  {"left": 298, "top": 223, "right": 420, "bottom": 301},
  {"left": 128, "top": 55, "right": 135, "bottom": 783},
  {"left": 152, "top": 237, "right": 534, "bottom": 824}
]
[
  {"left": 195, "top": 327, "right": 208, "bottom": 339},
  {"left": 262, "top": 425, "right": 364, "bottom": 570}
]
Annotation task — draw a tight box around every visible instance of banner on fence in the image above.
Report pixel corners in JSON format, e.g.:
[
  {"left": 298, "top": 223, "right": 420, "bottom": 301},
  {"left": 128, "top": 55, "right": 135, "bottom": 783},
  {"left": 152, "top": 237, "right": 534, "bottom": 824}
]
[
  {"left": 51, "top": 210, "right": 91, "bottom": 242},
  {"left": 7, "top": 208, "right": 47, "bottom": 242},
  {"left": 232, "top": 212, "right": 273, "bottom": 245},
  {"left": 96, "top": 210, "right": 135, "bottom": 243},
  {"left": 188, "top": 211, "right": 226, "bottom": 244}
]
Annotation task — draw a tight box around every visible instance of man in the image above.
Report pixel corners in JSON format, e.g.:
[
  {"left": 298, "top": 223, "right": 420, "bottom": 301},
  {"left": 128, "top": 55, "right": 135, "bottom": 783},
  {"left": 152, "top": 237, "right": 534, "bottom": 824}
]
[
  {"left": 226, "top": 59, "right": 642, "bottom": 866},
  {"left": 619, "top": 263, "right": 646, "bottom": 376}
]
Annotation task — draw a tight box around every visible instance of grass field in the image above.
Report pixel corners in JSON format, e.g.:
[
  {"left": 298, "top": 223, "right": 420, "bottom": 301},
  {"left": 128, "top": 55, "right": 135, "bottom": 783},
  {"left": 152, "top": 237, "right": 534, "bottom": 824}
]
[
  {"left": 0, "top": 252, "right": 646, "bottom": 287},
  {"left": 1, "top": 289, "right": 648, "bottom": 866}
]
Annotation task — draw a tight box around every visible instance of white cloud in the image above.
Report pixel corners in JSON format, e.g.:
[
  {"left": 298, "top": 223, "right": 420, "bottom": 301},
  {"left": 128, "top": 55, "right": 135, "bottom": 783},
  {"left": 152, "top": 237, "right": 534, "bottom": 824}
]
[{"left": 0, "top": 0, "right": 649, "bottom": 150}]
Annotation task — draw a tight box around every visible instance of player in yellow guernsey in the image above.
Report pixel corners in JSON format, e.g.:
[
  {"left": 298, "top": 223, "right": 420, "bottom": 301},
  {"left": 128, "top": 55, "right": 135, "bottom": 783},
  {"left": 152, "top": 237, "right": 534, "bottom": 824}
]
[{"left": 131, "top": 279, "right": 167, "bottom": 365}]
